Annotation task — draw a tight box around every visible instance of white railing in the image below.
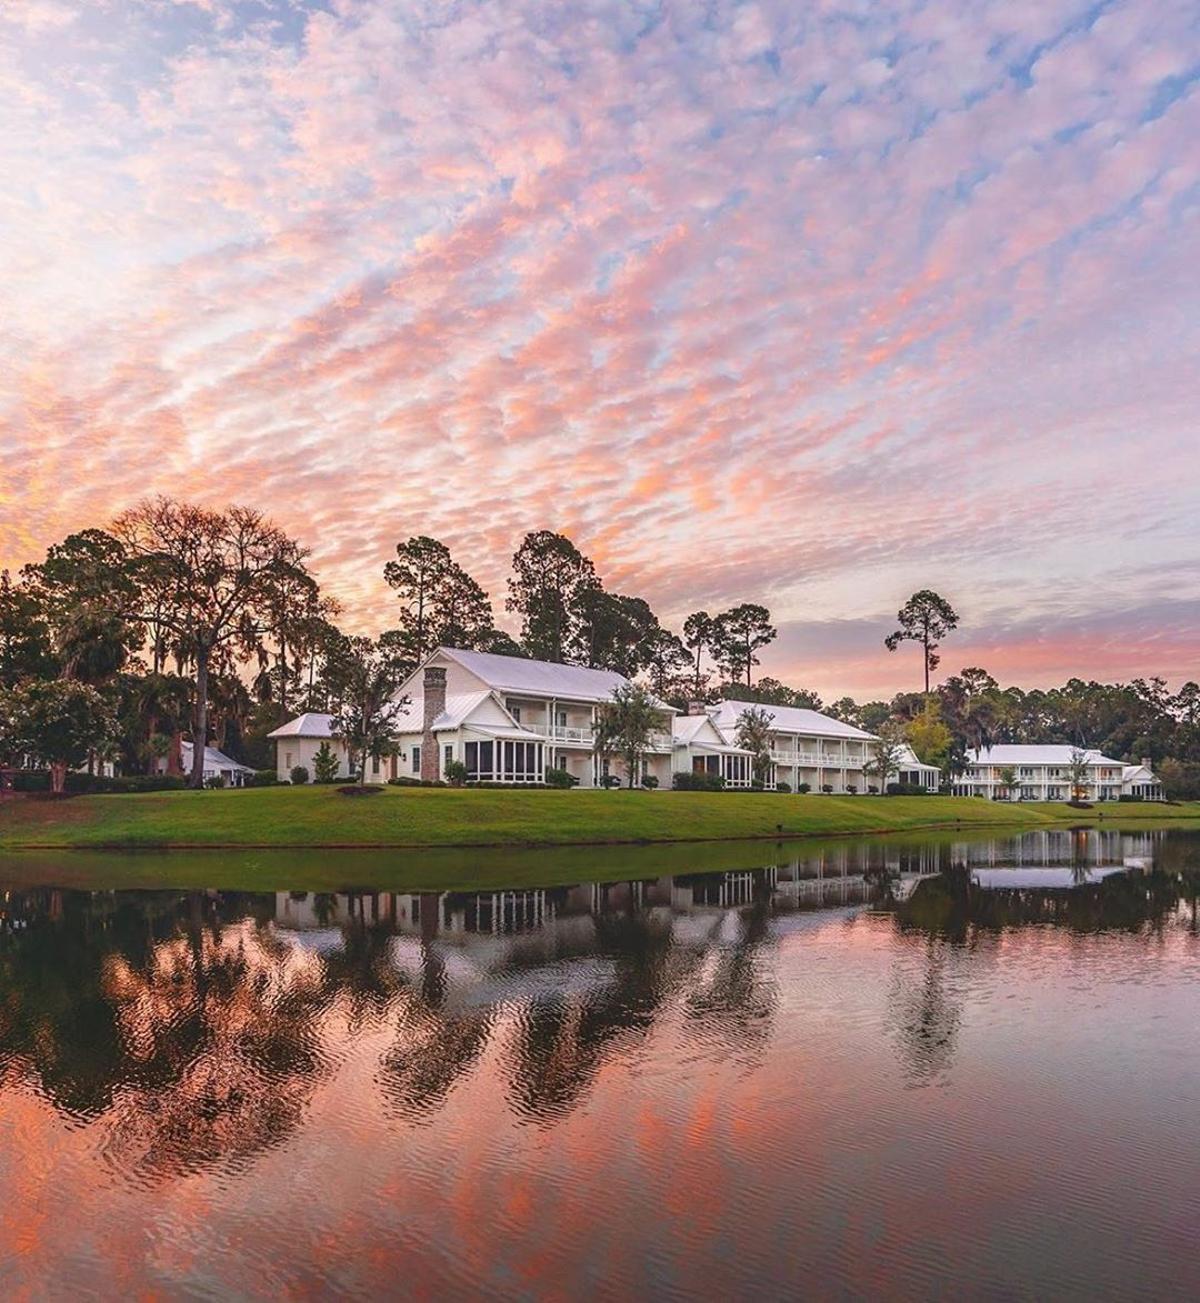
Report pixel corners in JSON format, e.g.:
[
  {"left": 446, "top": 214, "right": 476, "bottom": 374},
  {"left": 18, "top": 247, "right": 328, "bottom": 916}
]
[{"left": 528, "top": 723, "right": 595, "bottom": 744}]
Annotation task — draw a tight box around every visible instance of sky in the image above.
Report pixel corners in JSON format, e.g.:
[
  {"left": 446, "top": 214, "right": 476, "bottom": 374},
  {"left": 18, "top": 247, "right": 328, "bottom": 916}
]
[{"left": 1, "top": 0, "right": 1198, "bottom": 701}]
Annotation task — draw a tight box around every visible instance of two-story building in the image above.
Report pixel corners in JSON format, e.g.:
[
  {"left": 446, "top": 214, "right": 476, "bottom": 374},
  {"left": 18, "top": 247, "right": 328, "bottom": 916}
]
[
  {"left": 704, "top": 700, "right": 881, "bottom": 793},
  {"left": 952, "top": 745, "right": 1127, "bottom": 802},
  {"left": 270, "top": 647, "right": 678, "bottom": 788}
]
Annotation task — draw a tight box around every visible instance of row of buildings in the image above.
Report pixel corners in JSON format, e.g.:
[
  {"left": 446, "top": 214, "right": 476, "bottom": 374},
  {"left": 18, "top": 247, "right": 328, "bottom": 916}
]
[{"left": 265, "top": 645, "right": 1162, "bottom": 800}]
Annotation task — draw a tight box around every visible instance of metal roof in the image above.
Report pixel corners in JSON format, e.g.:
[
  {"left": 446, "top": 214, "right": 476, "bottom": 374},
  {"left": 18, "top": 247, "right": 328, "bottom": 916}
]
[
  {"left": 967, "top": 745, "right": 1124, "bottom": 767},
  {"left": 266, "top": 712, "right": 335, "bottom": 739},
  {"left": 708, "top": 699, "right": 876, "bottom": 741},
  {"left": 440, "top": 647, "right": 664, "bottom": 705}
]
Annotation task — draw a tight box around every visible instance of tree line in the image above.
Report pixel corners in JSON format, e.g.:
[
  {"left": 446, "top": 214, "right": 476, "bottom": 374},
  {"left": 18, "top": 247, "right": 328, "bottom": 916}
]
[
  {"left": 2, "top": 498, "right": 1196, "bottom": 796},
  {"left": 0, "top": 500, "right": 779, "bottom": 790}
]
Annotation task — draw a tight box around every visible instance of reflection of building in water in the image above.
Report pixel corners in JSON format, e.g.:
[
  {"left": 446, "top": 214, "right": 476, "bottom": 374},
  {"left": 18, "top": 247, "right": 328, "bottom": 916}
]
[
  {"left": 949, "top": 829, "right": 1163, "bottom": 871},
  {"left": 271, "top": 851, "right": 932, "bottom": 976}
]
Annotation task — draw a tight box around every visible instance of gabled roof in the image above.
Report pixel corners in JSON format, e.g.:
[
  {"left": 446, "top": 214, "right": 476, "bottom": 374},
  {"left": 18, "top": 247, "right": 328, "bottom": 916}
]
[
  {"left": 967, "top": 745, "right": 1123, "bottom": 767},
  {"left": 389, "top": 690, "right": 497, "bottom": 734},
  {"left": 897, "top": 744, "right": 939, "bottom": 772},
  {"left": 180, "top": 741, "right": 255, "bottom": 773},
  {"left": 267, "top": 712, "right": 335, "bottom": 739},
  {"left": 671, "top": 713, "right": 751, "bottom": 753},
  {"left": 438, "top": 647, "right": 667, "bottom": 707},
  {"left": 1122, "top": 764, "right": 1159, "bottom": 781},
  {"left": 708, "top": 699, "right": 876, "bottom": 741}
]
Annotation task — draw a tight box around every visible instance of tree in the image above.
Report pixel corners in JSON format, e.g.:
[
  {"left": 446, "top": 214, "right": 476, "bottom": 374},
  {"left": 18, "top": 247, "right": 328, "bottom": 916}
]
[
  {"left": 905, "top": 699, "right": 953, "bottom": 772},
  {"left": 723, "top": 677, "right": 822, "bottom": 710},
  {"left": 0, "top": 570, "right": 54, "bottom": 688},
  {"left": 312, "top": 740, "right": 341, "bottom": 784},
  {"left": 594, "top": 682, "right": 660, "bottom": 788},
  {"left": 642, "top": 628, "right": 693, "bottom": 704},
  {"left": 734, "top": 706, "right": 775, "bottom": 786},
  {"left": 884, "top": 590, "right": 960, "bottom": 693},
  {"left": 113, "top": 499, "right": 310, "bottom": 789},
  {"left": 682, "top": 611, "right": 715, "bottom": 698},
  {"left": 712, "top": 604, "right": 776, "bottom": 687},
  {"left": 865, "top": 722, "right": 907, "bottom": 793},
  {"left": 327, "top": 637, "right": 410, "bottom": 785},
  {"left": 384, "top": 536, "right": 496, "bottom": 670},
  {"left": 827, "top": 697, "right": 862, "bottom": 727},
  {"left": 506, "top": 531, "right": 598, "bottom": 664},
  {"left": 21, "top": 529, "right": 140, "bottom": 685},
  {"left": 1067, "top": 747, "right": 1091, "bottom": 802},
  {"left": 2, "top": 678, "right": 114, "bottom": 793},
  {"left": 997, "top": 765, "right": 1019, "bottom": 801}
]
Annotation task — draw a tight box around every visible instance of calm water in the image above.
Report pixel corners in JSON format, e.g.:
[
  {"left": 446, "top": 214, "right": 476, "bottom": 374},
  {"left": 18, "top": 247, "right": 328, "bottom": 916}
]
[{"left": 3, "top": 828, "right": 1200, "bottom": 1300}]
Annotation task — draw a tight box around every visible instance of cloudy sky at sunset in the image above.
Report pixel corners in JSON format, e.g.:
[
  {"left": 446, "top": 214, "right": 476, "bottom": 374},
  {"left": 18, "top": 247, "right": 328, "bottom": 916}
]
[{"left": 2, "top": 0, "right": 1197, "bottom": 699}]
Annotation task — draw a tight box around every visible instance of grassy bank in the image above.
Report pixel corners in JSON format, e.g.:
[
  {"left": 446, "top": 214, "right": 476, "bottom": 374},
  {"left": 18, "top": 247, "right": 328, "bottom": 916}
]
[{"left": 3, "top": 786, "right": 1199, "bottom": 852}]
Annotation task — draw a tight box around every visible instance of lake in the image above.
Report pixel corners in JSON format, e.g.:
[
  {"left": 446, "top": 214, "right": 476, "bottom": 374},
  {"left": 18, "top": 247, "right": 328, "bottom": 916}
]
[{"left": 3, "top": 826, "right": 1200, "bottom": 1299}]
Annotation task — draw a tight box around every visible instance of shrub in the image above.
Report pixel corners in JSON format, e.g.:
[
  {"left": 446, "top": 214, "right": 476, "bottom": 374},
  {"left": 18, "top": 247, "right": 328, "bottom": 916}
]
[
  {"left": 11, "top": 770, "right": 189, "bottom": 794},
  {"left": 641, "top": 774, "right": 659, "bottom": 790},
  {"left": 388, "top": 776, "right": 444, "bottom": 787},
  {"left": 545, "top": 766, "right": 578, "bottom": 789},
  {"left": 600, "top": 774, "right": 622, "bottom": 789},
  {"left": 821, "top": 783, "right": 834, "bottom": 794},
  {"left": 846, "top": 785, "right": 858, "bottom": 795},
  {"left": 886, "top": 781, "right": 932, "bottom": 796},
  {"left": 290, "top": 765, "right": 310, "bottom": 786},
  {"left": 775, "top": 781, "right": 791, "bottom": 794},
  {"left": 312, "top": 741, "right": 341, "bottom": 784},
  {"left": 672, "top": 771, "right": 725, "bottom": 791},
  {"left": 796, "top": 782, "right": 810, "bottom": 795},
  {"left": 444, "top": 760, "right": 469, "bottom": 787},
  {"left": 868, "top": 785, "right": 879, "bottom": 795},
  {"left": 250, "top": 769, "right": 279, "bottom": 787},
  {"left": 204, "top": 775, "right": 225, "bottom": 790}
]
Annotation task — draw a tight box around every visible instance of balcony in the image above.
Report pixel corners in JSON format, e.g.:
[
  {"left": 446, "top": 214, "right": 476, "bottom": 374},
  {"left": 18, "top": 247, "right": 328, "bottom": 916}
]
[{"left": 528, "top": 723, "right": 595, "bottom": 745}]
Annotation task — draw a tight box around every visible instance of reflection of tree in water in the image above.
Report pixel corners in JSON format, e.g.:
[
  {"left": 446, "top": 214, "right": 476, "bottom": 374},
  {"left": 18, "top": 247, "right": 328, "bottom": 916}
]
[
  {"left": 0, "top": 890, "right": 333, "bottom": 1182},
  {"left": 681, "top": 872, "right": 779, "bottom": 1064},
  {"left": 503, "top": 888, "right": 690, "bottom": 1124},
  {"left": 886, "top": 936, "right": 963, "bottom": 1087}
]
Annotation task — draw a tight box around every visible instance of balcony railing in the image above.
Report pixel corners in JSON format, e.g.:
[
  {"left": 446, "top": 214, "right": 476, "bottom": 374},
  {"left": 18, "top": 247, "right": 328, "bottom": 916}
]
[
  {"left": 770, "top": 750, "right": 865, "bottom": 767},
  {"left": 528, "top": 723, "right": 595, "bottom": 744}
]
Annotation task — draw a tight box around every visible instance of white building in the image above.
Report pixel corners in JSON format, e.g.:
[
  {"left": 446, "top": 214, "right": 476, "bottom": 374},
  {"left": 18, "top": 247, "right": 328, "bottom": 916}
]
[
  {"left": 153, "top": 741, "right": 256, "bottom": 787},
  {"left": 952, "top": 745, "right": 1126, "bottom": 802},
  {"left": 1121, "top": 763, "right": 1164, "bottom": 801},
  {"left": 270, "top": 648, "right": 678, "bottom": 788},
  {"left": 705, "top": 700, "right": 881, "bottom": 793},
  {"left": 896, "top": 744, "right": 942, "bottom": 791},
  {"left": 268, "top": 645, "right": 945, "bottom": 795}
]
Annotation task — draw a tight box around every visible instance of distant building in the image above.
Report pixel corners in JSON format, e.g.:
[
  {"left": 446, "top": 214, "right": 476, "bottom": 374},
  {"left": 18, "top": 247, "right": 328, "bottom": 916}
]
[
  {"left": 1121, "top": 762, "right": 1164, "bottom": 801},
  {"left": 953, "top": 745, "right": 1127, "bottom": 802},
  {"left": 154, "top": 741, "right": 255, "bottom": 787}
]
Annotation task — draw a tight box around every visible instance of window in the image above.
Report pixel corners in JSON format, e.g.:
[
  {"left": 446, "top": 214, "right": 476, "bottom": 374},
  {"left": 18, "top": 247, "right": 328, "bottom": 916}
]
[
  {"left": 510, "top": 705, "right": 521, "bottom": 722},
  {"left": 445, "top": 744, "right": 453, "bottom": 770},
  {"left": 285, "top": 751, "right": 293, "bottom": 770},
  {"left": 412, "top": 746, "right": 421, "bottom": 774},
  {"left": 371, "top": 754, "right": 380, "bottom": 776}
]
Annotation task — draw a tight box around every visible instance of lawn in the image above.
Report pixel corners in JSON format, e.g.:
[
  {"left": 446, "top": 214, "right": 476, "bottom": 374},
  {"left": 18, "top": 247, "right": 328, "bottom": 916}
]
[{"left": 2, "top": 785, "right": 1198, "bottom": 852}]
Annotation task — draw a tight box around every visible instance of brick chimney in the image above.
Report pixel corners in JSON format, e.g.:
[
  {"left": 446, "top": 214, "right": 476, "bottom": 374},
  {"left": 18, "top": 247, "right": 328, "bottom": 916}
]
[{"left": 421, "top": 665, "right": 447, "bottom": 782}]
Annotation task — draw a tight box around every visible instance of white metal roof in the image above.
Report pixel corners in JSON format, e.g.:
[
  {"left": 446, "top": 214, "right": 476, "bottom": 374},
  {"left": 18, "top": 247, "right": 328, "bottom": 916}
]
[
  {"left": 439, "top": 647, "right": 664, "bottom": 706},
  {"left": 389, "top": 690, "right": 498, "bottom": 733},
  {"left": 267, "top": 712, "right": 335, "bottom": 739},
  {"left": 1121, "top": 764, "right": 1159, "bottom": 782},
  {"left": 897, "top": 744, "right": 939, "bottom": 772},
  {"left": 180, "top": 741, "right": 256, "bottom": 773},
  {"left": 967, "top": 745, "right": 1123, "bottom": 767},
  {"left": 708, "top": 699, "right": 876, "bottom": 741}
]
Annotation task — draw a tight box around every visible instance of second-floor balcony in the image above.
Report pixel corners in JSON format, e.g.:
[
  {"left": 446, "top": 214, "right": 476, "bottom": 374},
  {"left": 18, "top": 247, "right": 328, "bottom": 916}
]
[{"left": 528, "top": 723, "right": 595, "bottom": 745}]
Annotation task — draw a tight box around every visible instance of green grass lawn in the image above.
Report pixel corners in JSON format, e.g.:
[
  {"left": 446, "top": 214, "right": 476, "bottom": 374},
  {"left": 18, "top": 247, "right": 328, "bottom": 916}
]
[{"left": 3, "top": 785, "right": 1198, "bottom": 852}]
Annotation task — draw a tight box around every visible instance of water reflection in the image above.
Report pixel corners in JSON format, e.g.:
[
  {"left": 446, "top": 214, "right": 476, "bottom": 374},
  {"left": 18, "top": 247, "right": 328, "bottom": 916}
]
[{"left": 2, "top": 828, "right": 1200, "bottom": 1297}]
